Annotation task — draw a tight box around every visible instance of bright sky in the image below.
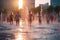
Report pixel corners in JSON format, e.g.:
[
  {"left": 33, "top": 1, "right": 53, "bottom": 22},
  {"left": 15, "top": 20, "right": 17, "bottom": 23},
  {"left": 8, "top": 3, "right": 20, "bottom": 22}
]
[
  {"left": 18, "top": 0, "right": 50, "bottom": 9},
  {"left": 35, "top": 0, "right": 50, "bottom": 7},
  {"left": 18, "top": 0, "right": 23, "bottom": 9}
]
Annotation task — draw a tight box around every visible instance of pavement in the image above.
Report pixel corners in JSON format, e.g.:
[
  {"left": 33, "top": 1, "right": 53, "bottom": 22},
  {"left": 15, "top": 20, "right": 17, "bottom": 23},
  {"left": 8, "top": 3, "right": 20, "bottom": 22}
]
[
  {"left": 31, "top": 20, "right": 60, "bottom": 40},
  {"left": 0, "top": 21, "right": 32, "bottom": 40},
  {"left": 0, "top": 20, "right": 60, "bottom": 40}
]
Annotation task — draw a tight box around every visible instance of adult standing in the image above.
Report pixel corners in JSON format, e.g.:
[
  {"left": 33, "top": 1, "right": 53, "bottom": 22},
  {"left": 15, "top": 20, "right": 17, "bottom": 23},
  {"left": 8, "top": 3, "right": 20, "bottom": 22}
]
[
  {"left": 29, "top": 13, "right": 33, "bottom": 26},
  {"left": 15, "top": 12, "right": 20, "bottom": 25},
  {"left": 38, "top": 12, "right": 41, "bottom": 24},
  {"left": 9, "top": 12, "right": 13, "bottom": 24}
]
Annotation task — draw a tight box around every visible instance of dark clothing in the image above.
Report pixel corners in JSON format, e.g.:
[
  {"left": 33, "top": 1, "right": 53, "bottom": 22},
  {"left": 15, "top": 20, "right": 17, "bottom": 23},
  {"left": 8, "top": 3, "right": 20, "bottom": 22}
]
[
  {"left": 10, "top": 15, "right": 13, "bottom": 21},
  {"left": 9, "top": 14, "right": 13, "bottom": 24},
  {"left": 15, "top": 13, "right": 20, "bottom": 25},
  {"left": 29, "top": 13, "right": 32, "bottom": 25},
  {"left": 38, "top": 13, "right": 41, "bottom": 24}
]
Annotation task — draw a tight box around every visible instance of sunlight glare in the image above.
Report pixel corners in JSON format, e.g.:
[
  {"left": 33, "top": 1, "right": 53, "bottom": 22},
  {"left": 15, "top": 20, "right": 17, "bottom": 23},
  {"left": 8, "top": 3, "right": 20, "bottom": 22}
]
[
  {"left": 16, "top": 33, "right": 23, "bottom": 40},
  {"left": 18, "top": 29, "right": 23, "bottom": 32},
  {"left": 19, "top": 19, "right": 24, "bottom": 27},
  {"left": 18, "top": 0, "right": 23, "bottom": 9},
  {"left": 20, "top": 21, "right": 22, "bottom": 26}
]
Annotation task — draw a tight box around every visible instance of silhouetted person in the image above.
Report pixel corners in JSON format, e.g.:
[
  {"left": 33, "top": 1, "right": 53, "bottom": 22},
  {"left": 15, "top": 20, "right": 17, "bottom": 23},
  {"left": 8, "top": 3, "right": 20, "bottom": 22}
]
[
  {"left": 47, "top": 14, "right": 50, "bottom": 24},
  {"left": 9, "top": 13, "right": 13, "bottom": 24},
  {"left": 15, "top": 12, "right": 20, "bottom": 26},
  {"left": 32, "top": 13, "right": 34, "bottom": 21},
  {"left": 50, "top": 15, "right": 54, "bottom": 23},
  {"left": 38, "top": 12, "right": 41, "bottom": 24},
  {"left": 29, "top": 13, "right": 32, "bottom": 26}
]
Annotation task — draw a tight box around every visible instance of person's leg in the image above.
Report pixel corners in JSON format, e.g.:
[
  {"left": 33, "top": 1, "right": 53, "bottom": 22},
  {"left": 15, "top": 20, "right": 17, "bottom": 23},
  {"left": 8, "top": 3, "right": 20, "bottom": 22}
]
[
  {"left": 18, "top": 20, "right": 19, "bottom": 25},
  {"left": 16, "top": 20, "right": 19, "bottom": 26},
  {"left": 39, "top": 18, "right": 41, "bottom": 24}
]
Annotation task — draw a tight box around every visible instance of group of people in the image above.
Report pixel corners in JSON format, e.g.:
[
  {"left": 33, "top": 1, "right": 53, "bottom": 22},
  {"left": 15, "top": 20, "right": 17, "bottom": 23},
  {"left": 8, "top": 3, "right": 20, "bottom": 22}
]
[
  {"left": 8, "top": 12, "right": 60, "bottom": 25},
  {"left": 31, "top": 13, "right": 58, "bottom": 24},
  {"left": 7, "top": 12, "right": 20, "bottom": 25},
  {"left": 38, "top": 14, "right": 57, "bottom": 24},
  {"left": 46, "top": 14, "right": 56, "bottom": 24}
]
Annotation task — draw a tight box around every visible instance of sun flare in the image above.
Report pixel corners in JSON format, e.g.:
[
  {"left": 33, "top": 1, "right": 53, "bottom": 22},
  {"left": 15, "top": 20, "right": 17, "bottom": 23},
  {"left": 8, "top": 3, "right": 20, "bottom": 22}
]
[
  {"left": 18, "top": 0, "right": 23, "bottom": 9},
  {"left": 16, "top": 33, "right": 23, "bottom": 40}
]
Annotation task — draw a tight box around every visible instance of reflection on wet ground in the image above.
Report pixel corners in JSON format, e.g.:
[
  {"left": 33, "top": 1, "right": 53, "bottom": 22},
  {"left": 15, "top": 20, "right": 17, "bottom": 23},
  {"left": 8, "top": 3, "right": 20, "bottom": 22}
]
[
  {"left": 31, "top": 28, "right": 60, "bottom": 40},
  {"left": 31, "top": 24, "right": 60, "bottom": 40},
  {"left": 0, "top": 23, "right": 60, "bottom": 40}
]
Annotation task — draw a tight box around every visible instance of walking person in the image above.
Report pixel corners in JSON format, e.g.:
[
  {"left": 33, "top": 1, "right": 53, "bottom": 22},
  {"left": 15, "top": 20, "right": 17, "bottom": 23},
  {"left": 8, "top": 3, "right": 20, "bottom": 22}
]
[
  {"left": 46, "top": 14, "right": 50, "bottom": 24},
  {"left": 50, "top": 15, "right": 54, "bottom": 23},
  {"left": 38, "top": 12, "right": 41, "bottom": 24},
  {"left": 29, "top": 13, "right": 32, "bottom": 26},
  {"left": 9, "top": 12, "right": 14, "bottom": 24},
  {"left": 15, "top": 12, "right": 20, "bottom": 26}
]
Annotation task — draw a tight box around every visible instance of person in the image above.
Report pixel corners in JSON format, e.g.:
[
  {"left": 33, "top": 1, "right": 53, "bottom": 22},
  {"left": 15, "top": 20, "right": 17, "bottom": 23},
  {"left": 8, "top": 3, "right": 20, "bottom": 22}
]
[
  {"left": 38, "top": 12, "right": 41, "bottom": 24},
  {"left": 15, "top": 12, "right": 20, "bottom": 25},
  {"left": 29, "top": 13, "right": 32, "bottom": 26},
  {"left": 50, "top": 15, "right": 54, "bottom": 23},
  {"left": 9, "top": 13, "right": 13, "bottom": 24},
  {"left": 46, "top": 14, "right": 50, "bottom": 24}
]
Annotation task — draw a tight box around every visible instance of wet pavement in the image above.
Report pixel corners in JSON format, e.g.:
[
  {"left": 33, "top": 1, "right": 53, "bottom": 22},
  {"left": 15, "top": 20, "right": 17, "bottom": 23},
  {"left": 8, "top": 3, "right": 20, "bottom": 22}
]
[
  {"left": 31, "top": 23, "right": 60, "bottom": 40},
  {"left": 0, "top": 22, "right": 60, "bottom": 40}
]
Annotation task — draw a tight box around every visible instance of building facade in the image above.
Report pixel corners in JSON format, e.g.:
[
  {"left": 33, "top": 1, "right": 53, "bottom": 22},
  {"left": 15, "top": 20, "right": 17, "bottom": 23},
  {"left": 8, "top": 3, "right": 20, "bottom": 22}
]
[
  {"left": 39, "top": 3, "right": 49, "bottom": 9},
  {"left": 0, "top": 0, "right": 35, "bottom": 12},
  {"left": 23, "top": 0, "right": 35, "bottom": 10},
  {"left": 0, "top": 0, "right": 18, "bottom": 12},
  {"left": 51, "top": 0, "right": 60, "bottom": 6}
]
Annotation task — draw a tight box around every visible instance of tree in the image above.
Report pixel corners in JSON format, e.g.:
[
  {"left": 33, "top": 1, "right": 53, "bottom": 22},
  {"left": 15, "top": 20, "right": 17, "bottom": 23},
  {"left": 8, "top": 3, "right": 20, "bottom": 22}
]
[
  {"left": 54, "top": 6, "right": 60, "bottom": 16},
  {"left": 30, "top": 7, "right": 37, "bottom": 14},
  {"left": 36, "top": 5, "right": 41, "bottom": 13},
  {"left": 46, "top": 5, "right": 53, "bottom": 14},
  {"left": 3, "top": 9, "right": 8, "bottom": 15}
]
